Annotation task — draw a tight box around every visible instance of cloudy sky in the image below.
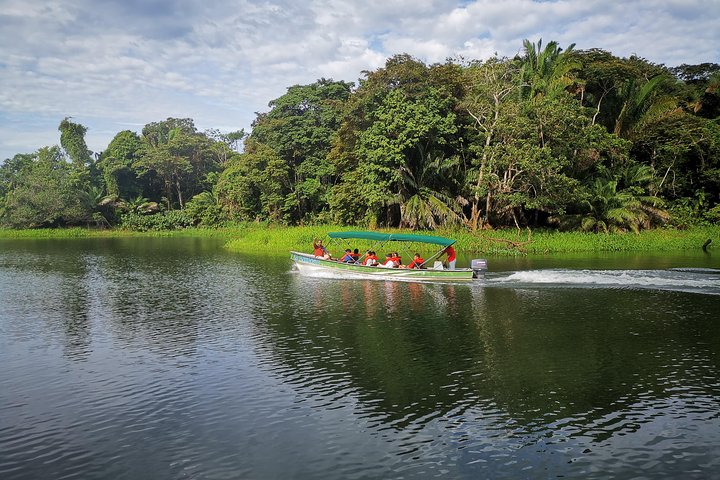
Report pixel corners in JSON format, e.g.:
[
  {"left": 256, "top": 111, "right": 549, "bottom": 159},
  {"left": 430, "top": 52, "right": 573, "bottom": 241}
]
[{"left": 1, "top": 0, "right": 718, "bottom": 161}]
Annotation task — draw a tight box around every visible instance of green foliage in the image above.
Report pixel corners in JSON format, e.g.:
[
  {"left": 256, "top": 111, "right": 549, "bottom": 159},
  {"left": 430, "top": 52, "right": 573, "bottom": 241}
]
[
  {"left": 249, "top": 79, "right": 352, "bottom": 221},
  {"left": 120, "top": 210, "right": 194, "bottom": 231},
  {"left": 1, "top": 146, "right": 93, "bottom": 228},
  {"left": 58, "top": 117, "right": 92, "bottom": 168},
  {"left": 134, "top": 118, "right": 223, "bottom": 210},
  {"left": 222, "top": 224, "right": 720, "bottom": 256},
  {"left": 705, "top": 204, "right": 720, "bottom": 224},
  {"left": 3, "top": 40, "right": 718, "bottom": 233},
  {"left": 579, "top": 175, "right": 668, "bottom": 233},
  {"left": 185, "top": 191, "right": 227, "bottom": 227},
  {"left": 520, "top": 38, "right": 578, "bottom": 100},
  {"left": 215, "top": 141, "right": 291, "bottom": 222},
  {"left": 97, "top": 130, "right": 143, "bottom": 198}
]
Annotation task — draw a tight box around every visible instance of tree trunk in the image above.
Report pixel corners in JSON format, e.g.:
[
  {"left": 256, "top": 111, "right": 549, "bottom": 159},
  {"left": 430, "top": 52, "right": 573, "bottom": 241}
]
[{"left": 176, "top": 179, "right": 184, "bottom": 209}]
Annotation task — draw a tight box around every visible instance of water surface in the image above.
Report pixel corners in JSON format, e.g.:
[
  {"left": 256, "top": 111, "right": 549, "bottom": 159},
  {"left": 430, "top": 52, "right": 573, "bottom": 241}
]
[{"left": 1, "top": 238, "right": 718, "bottom": 479}]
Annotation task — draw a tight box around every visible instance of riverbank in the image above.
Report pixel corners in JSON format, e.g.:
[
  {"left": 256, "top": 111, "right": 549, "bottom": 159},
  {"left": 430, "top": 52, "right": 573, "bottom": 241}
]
[
  {"left": 223, "top": 225, "right": 720, "bottom": 256},
  {"left": 3, "top": 224, "right": 716, "bottom": 256},
  {"left": 0, "top": 227, "right": 233, "bottom": 239}
]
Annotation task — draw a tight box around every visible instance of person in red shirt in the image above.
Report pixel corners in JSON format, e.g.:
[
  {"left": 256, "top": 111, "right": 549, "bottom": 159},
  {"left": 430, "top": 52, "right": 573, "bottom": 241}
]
[
  {"left": 407, "top": 253, "right": 425, "bottom": 269},
  {"left": 443, "top": 245, "right": 456, "bottom": 270},
  {"left": 313, "top": 239, "right": 331, "bottom": 259}
]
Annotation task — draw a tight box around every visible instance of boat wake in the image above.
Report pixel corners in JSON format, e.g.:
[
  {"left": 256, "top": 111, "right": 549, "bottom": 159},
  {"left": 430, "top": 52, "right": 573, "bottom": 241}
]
[
  {"left": 291, "top": 263, "right": 720, "bottom": 295},
  {"left": 485, "top": 268, "right": 720, "bottom": 295}
]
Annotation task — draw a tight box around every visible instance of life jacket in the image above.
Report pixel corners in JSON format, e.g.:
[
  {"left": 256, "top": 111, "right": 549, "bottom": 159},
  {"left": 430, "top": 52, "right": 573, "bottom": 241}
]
[
  {"left": 365, "top": 255, "right": 378, "bottom": 266},
  {"left": 381, "top": 258, "right": 395, "bottom": 268},
  {"left": 445, "top": 246, "right": 456, "bottom": 262},
  {"left": 408, "top": 257, "right": 424, "bottom": 269},
  {"left": 350, "top": 253, "right": 360, "bottom": 261},
  {"left": 314, "top": 247, "right": 325, "bottom": 257},
  {"left": 390, "top": 255, "right": 401, "bottom": 266}
]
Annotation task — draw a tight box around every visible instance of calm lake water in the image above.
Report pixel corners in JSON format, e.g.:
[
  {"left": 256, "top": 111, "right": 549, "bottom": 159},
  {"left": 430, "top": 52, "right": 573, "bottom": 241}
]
[{"left": 1, "top": 237, "right": 719, "bottom": 479}]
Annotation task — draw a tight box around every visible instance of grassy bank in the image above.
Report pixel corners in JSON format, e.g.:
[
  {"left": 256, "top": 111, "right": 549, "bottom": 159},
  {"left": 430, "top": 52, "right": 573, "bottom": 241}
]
[
  {"left": 223, "top": 224, "right": 720, "bottom": 256},
  {"left": 2, "top": 224, "right": 718, "bottom": 256}
]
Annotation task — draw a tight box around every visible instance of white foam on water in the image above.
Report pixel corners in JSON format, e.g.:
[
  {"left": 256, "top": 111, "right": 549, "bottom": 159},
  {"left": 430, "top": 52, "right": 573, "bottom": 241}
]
[{"left": 487, "top": 269, "right": 720, "bottom": 295}]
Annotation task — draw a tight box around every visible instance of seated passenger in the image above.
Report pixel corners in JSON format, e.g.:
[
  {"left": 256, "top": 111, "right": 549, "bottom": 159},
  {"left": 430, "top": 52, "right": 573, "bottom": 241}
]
[
  {"left": 380, "top": 253, "right": 397, "bottom": 268},
  {"left": 364, "top": 251, "right": 379, "bottom": 266},
  {"left": 407, "top": 253, "right": 425, "bottom": 269},
  {"left": 313, "top": 239, "right": 331, "bottom": 259},
  {"left": 351, "top": 248, "right": 360, "bottom": 262},
  {"left": 339, "top": 249, "right": 354, "bottom": 263},
  {"left": 390, "top": 252, "right": 402, "bottom": 267}
]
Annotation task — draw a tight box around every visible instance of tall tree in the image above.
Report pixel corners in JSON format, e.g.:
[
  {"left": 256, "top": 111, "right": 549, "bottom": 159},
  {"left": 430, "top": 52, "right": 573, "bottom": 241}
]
[
  {"left": 249, "top": 79, "right": 353, "bottom": 222},
  {"left": 215, "top": 140, "right": 290, "bottom": 222},
  {"left": 519, "top": 38, "right": 578, "bottom": 100},
  {"left": 97, "top": 130, "right": 143, "bottom": 198},
  {"left": 461, "top": 57, "right": 520, "bottom": 229},
  {"left": 1, "top": 146, "right": 92, "bottom": 227},
  {"left": 58, "top": 117, "right": 92, "bottom": 169},
  {"left": 135, "top": 118, "right": 222, "bottom": 209}
]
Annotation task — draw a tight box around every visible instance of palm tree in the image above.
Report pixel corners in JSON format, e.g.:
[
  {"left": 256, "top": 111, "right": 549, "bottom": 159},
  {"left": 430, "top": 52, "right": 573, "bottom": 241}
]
[
  {"left": 519, "top": 38, "right": 578, "bottom": 100},
  {"left": 581, "top": 176, "right": 667, "bottom": 233},
  {"left": 613, "top": 75, "right": 677, "bottom": 139},
  {"left": 395, "top": 153, "right": 465, "bottom": 230},
  {"left": 126, "top": 195, "right": 150, "bottom": 212}
]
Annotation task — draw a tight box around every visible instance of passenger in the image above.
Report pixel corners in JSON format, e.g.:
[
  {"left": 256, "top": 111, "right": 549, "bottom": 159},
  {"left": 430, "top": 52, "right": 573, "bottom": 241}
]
[
  {"left": 351, "top": 248, "right": 360, "bottom": 263},
  {"left": 364, "top": 251, "right": 379, "bottom": 266},
  {"left": 339, "top": 249, "right": 354, "bottom": 263},
  {"left": 407, "top": 253, "right": 425, "bottom": 269},
  {"left": 390, "top": 252, "right": 402, "bottom": 267},
  {"left": 380, "top": 253, "right": 396, "bottom": 268},
  {"left": 443, "top": 245, "right": 456, "bottom": 270},
  {"left": 313, "top": 239, "right": 331, "bottom": 259}
]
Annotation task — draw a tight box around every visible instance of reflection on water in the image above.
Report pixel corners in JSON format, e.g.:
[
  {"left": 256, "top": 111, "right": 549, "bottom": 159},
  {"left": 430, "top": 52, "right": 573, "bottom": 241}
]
[{"left": 1, "top": 238, "right": 719, "bottom": 479}]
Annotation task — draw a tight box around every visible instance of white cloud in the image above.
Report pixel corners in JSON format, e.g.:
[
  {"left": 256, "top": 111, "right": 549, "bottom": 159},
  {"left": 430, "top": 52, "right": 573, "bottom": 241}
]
[{"left": 1, "top": 0, "right": 719, "bottom": 160}]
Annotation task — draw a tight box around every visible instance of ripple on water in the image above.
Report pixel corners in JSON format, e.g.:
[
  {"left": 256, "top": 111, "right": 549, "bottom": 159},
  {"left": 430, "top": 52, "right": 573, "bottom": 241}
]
[{"left": 2, "top": 241, "right": 720, "bottom": 479}]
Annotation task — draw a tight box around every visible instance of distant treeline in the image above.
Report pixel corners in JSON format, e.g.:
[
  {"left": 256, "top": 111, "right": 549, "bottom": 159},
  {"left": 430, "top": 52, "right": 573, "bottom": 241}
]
[{"left": 2, "top": 40, "right": 719, "bottom": 232}]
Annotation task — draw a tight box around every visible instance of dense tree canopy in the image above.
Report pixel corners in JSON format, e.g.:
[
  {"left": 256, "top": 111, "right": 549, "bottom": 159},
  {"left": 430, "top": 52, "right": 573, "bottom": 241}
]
[{"left": 2, "top": 40, "right": 719, "bottom": 231}]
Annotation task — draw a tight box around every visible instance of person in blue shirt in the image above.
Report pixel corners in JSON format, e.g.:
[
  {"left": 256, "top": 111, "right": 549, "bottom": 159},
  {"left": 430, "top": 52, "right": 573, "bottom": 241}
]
[{"left": 339, "top": 249, "right": 354, "bottom": 263}]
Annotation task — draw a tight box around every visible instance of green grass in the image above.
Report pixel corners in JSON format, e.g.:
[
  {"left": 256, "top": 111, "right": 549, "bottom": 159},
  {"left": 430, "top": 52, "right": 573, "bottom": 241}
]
[
  {"left": 2, "top": 224, "right": 718, "bottom": 256},
  {"left": 443, "top": 227, "right": 720, "bottom": 255},
  {"left": 224, "top": 224, "right": 720, "bottom": 256}
]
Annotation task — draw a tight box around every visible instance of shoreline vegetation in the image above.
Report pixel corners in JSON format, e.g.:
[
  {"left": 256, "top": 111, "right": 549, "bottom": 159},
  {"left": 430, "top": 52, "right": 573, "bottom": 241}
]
[
  {"left": 2, "top": 41, "right": 719, "bottom": 240},
  {"left": 1, "top": 225, "right": 717, "bottom": 257}
]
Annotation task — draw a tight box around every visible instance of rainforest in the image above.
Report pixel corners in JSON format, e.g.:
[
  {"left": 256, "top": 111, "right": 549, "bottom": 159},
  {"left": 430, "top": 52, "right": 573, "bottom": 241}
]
[{"left": 2, "top": 40, "right": 719, "bottom": 233}]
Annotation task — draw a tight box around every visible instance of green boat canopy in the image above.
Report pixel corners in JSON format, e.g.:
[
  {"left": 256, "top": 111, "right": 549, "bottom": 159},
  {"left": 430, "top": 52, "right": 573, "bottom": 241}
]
[{"left": 327, "top": 231, "right": 456, "bottom": 247}]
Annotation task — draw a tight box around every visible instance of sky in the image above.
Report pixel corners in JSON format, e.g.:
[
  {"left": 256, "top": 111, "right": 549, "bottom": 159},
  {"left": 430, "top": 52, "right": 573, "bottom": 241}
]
[{"left": 1, "top": 0, "right": 719, "bottom": 161}]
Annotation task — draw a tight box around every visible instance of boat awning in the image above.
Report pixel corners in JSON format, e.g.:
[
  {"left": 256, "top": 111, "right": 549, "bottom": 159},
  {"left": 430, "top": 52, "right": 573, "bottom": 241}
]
[{"left": 327, "top": 231, "right": 456, "bottom": 247}]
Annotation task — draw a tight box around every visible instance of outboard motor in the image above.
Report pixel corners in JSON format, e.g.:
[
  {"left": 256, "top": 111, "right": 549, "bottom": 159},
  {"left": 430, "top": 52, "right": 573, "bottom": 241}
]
[{"left": 471, "top": 259, "right": 488, "bottom": 278}]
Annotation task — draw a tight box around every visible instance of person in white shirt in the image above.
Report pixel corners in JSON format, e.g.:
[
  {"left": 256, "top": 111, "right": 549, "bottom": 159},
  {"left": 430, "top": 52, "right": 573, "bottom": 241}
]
[{"left": 380, "top": 253, "right": 396, "bottom": 268}]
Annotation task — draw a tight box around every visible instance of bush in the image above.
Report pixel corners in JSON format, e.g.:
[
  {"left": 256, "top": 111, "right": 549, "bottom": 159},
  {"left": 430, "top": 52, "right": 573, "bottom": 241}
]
[
  {"left": 184, "top": 192, "right": 227, "bottom": 227},
  {"left": 705, "top": 204, "right": 720, "bottom": 224},
  {"left": 120, "top": 210, "right": 194, "bottom": 231},
  {"left": 667, "top": 203, "right": 703, "bottom": 229}
]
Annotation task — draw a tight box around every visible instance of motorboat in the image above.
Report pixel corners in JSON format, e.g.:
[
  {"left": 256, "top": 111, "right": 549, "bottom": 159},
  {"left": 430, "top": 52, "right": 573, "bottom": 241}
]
[{"left": 291, "top": 231, "right": 487, "bottom": 282}]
